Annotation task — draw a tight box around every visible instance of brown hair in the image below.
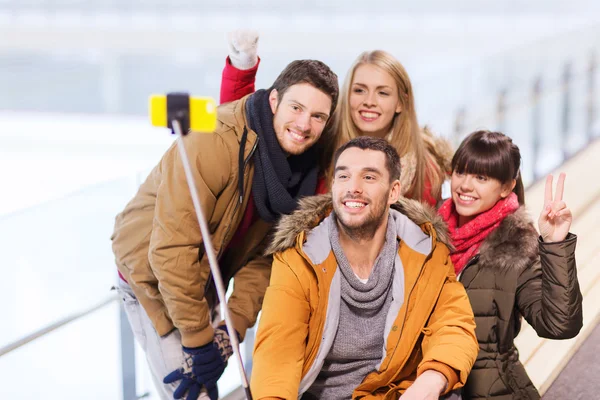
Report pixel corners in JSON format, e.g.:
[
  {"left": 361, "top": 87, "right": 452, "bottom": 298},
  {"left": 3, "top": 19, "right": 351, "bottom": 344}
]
[
  {"left": 328, "top": 50, "right": 443, "bottom": 200},
  {"left": 452, "top": 130, "right": 525, "bottom": 205},
  {"left": 333, "top": 136, "right": 401, "bottom": 182},
  {"left": 269, "top": 59, "right": 339, "bottom": 117}
]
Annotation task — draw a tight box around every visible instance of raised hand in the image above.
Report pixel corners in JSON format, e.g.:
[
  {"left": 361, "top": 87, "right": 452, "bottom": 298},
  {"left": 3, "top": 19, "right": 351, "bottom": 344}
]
[
  {"left": 538, "top": 173, "right": 572, "bottom": 242},
  {"left": 227, "top": 29, "right": 259, "bottom": 70}
]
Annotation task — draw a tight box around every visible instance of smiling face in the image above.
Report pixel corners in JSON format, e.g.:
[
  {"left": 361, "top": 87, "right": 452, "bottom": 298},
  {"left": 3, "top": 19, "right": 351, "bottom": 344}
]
[
  {"left": 451, "top": 171, "right": 515, "bottom": 227},
  {"left": 332, "top": 147, "right": 401, "bottom": 239},
  {"left": 348, "top": 64, "right": 403, "bottom": 138},
  {"left": 269, "top": 83, "right": 332, "bottom": 156}
]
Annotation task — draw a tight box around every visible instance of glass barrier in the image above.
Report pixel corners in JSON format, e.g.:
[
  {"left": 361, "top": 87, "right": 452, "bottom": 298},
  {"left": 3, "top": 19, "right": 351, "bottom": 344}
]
[
  {"left": 0, "top": 302, "right": 125, "bottom": 400},
  {"left": 413, "top": 23, "right": 600, "bottom": 187},
  {"left": 0, "top": 178, "right": 136, "bottom": 349},
  {"left": 0, "top": 175, "right": 253, "bottom": 399}
]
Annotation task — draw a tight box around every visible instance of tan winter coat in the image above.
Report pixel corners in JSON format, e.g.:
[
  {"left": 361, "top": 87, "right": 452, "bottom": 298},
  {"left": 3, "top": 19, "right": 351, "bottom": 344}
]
[{"left": 111, "top": 95, "right": 272, "bottom": 347}]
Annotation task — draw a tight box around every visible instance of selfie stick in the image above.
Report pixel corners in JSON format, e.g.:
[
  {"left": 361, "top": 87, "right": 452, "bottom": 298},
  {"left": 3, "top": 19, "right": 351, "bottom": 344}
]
[{"left": 149, "top": 93, "right": 253, "bottom": 400}]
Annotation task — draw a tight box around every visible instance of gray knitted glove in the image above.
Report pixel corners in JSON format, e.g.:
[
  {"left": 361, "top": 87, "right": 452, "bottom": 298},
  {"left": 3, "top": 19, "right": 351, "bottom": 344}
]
[{"left": 227, "top": 29, "right": 259, "bottom": 70}]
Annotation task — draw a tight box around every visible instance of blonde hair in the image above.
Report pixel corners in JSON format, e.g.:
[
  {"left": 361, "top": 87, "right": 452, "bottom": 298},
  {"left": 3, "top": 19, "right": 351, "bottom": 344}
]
[{"left": 327, "top": 50, "right": 446, "bottom": 201}]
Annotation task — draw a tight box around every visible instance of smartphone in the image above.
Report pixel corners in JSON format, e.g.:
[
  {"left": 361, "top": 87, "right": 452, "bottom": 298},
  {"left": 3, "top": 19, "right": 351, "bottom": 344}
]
[{"left": 149, "top": 94, "right": 217, "bottom": 133}]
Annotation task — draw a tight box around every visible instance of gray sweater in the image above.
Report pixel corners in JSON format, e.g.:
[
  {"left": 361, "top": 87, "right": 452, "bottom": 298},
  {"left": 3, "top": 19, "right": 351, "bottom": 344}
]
[{"left": 306, "top": 215, "right": 398, "bottom": 400}]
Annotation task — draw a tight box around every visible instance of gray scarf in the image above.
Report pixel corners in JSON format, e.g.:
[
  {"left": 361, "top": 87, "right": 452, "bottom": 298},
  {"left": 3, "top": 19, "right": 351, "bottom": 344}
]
[
  {"left": 306, "top": 214, "right": 398, "bottom": 400},
  {"left": 329, "top": 214, "right": 397, "bottom": 314}
]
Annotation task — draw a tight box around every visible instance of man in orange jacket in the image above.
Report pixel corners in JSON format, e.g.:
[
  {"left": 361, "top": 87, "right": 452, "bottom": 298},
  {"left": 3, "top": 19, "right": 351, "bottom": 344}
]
[{"left": 251, "top": 136, "right": 478, "bottom": 400}]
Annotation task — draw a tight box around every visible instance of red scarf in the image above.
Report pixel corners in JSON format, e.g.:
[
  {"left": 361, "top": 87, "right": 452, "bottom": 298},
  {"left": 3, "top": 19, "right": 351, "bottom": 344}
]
[{"left": 438, "top": 192, "right": 520, "bottom": 274}]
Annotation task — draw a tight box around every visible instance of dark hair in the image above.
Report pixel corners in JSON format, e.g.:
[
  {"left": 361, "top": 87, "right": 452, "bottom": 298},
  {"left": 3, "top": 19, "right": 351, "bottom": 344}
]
[
  {"left": 269, "top": 59, "right": 339, "bottom": 116},
  {"left": 452, "top": 130, "right": 525, "bottom": 205},
  {"left": 333, "top": 136, "right": 401, "bottom": 182}
]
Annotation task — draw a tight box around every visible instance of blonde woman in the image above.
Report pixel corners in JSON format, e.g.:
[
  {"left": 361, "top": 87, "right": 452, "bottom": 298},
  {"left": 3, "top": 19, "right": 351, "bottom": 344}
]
[{"left": 221, "top": 30, "right": 452, "bottom": 206}]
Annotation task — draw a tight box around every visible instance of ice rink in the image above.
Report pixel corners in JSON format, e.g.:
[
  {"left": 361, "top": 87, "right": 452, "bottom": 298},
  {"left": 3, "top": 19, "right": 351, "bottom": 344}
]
[{"left": 1, "top": 5, "right": 599, "bottom": 398}]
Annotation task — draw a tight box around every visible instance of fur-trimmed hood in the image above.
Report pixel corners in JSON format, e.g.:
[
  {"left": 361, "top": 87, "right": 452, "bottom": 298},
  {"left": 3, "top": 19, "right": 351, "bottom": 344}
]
[
  {"left": 422, "top": 125, "right": 453, "bottom": 175},
  {"left": 265, "top": 194, "right": 451, "bottom": 255},
  {"left": 477, "top": 206, "right": 539, "bottom": 272}
]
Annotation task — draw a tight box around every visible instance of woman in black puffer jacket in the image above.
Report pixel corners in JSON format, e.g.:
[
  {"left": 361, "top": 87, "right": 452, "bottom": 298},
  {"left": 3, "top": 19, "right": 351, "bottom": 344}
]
[{"left": 438, "top": 130, "right": 583, "bottom": 400}]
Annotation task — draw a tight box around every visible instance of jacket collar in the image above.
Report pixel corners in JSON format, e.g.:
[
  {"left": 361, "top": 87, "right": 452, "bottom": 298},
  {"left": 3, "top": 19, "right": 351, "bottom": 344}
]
[
  {"left": 217, "top": 94, "right": 254, "bottom": 143},
  {"left": 265, "top": 194, "right": 451, "bottom": 257},
  {"left": 477, "top": 206, "right": 539, "bottom": 272}
]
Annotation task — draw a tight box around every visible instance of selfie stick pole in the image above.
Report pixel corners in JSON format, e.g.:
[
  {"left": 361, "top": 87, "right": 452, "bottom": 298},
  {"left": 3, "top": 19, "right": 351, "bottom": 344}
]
[{"left": 153, "top": 93, "right": 253, "bottom": 400}]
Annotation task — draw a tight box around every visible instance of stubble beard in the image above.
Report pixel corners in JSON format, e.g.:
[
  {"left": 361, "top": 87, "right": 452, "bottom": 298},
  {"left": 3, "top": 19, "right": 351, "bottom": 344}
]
[{"left": 334, "top": 199, "right": 388, "bottom": 242}]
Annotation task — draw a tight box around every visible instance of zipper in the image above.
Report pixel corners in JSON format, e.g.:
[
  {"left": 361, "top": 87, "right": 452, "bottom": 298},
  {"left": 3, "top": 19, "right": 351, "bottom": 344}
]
[
  {"left": 384, "top": 248, "right": 431, "bottom": 370},
  {"left": 458, "top": 254, "right": 480, "bottom": 283},
  {"left": 203, "top": 134, "right": 259, "bottom": 298},
  {"left": 216, "top": 135, "right": 259, "bottom": 260},
  {"left": 383, "top": 235, "right": 452, "bottom": 374},
  {"left": 296, "top": 239, "right": 331, "bottom": 370},
  {"left": 239, "top": 137, "right": 259, "bottom": 204}
]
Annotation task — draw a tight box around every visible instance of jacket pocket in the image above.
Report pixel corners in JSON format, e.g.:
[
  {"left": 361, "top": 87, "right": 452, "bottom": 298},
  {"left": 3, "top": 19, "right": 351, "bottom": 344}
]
[
  {"left": 488, "top": 358, "right": 512, "bottom": 398},
  {"left": 504, "top": 356, "right": 541, "bottom": 399},
  {"left": 383, "top": 383, "right": 401, "bottom": 400}
]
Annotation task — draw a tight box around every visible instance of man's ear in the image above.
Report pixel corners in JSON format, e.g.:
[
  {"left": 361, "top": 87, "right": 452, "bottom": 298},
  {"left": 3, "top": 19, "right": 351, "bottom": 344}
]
[
  {"left": 388, "top": 180, "right": 401, "bottom": 205},
  {"left": 269, "top": 89, "right": 279, "bottom": 114}
]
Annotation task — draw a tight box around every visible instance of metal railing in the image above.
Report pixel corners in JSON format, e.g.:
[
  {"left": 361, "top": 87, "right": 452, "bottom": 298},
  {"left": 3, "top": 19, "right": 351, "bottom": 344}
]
[
  {"left": 0, "top": 295, "right": 118, "bottom": 358},
  {"left": 439, "top": 23, "right": 600, "bottom": 187},
  {"left": 451, "top": 52, "right": 598, "bottom": 184}
]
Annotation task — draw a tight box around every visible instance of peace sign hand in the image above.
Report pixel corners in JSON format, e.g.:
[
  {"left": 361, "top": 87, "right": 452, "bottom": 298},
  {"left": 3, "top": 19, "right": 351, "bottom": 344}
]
[{"left": 538, "top": 173, "right": 572, "bottom": 242}]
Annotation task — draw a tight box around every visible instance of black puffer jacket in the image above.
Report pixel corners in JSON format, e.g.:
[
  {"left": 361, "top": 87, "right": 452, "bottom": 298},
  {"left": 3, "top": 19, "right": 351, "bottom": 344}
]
[{"left": 460, "top": 207, "right": 583, "bottom": 400}]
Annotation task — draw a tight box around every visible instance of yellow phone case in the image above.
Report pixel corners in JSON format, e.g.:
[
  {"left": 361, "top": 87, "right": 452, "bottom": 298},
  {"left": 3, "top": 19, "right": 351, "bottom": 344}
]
[{"left": 149, "top": 94, "right": 217, "bottom": 133}]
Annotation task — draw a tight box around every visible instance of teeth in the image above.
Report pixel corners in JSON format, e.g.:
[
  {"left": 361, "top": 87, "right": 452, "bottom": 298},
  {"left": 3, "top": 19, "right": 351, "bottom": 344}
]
[
  {"left": 345, "top": 201, "right": 365, "bottom": 208},
  {"left": 288, "top": 130, "right": 305, "bottom": 141},
  {"left": 459, "top": 194, "right": 476, "bottom": 201},
  {"left": 360, "top": 111, "right": 379, "bottom": 119}
]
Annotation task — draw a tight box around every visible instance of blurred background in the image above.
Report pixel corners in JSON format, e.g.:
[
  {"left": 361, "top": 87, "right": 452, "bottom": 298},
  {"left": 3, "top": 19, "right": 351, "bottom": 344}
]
[{"left": 1, "top": 1, "right": 599, "bottom": 399}]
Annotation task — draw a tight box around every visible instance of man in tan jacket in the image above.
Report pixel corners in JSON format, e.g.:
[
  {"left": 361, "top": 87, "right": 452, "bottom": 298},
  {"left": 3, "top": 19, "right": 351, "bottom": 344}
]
[
  {"left": 251, "top": 137, "right": 478, "bottom": 400},
  {"left": 111, "top": 60, "right": 338, "bottom": 400}
]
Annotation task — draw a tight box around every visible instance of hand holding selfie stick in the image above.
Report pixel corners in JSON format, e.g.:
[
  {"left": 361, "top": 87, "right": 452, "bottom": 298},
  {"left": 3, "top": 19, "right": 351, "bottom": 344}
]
[{"left": 149, "top": 93, "right": 253, "bottom": 400}]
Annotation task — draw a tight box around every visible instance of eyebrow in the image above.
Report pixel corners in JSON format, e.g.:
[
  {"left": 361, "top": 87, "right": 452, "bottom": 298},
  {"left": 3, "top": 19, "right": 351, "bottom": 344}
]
[
  {"left": 288, "top": 98, "right": 330, "bottom": 119},
  {"left": 362, "top": 167, "right": 383, "bottom": 175},
  {"left": 352, "top": 82, "right": 393, "bottom": 91},
  {"left": 334, "top": 165, "right": 383, "bottom": 176}
]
